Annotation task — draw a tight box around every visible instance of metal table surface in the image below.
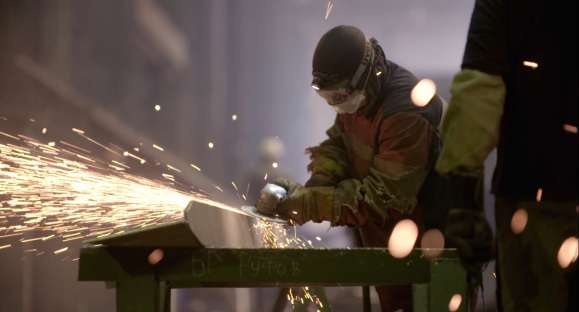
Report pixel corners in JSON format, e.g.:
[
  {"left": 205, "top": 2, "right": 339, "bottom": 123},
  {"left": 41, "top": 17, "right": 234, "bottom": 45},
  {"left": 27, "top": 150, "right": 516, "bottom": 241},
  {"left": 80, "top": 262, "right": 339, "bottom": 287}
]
[{"left": 78, "top": 220, "right": 467, "bottom": 312}]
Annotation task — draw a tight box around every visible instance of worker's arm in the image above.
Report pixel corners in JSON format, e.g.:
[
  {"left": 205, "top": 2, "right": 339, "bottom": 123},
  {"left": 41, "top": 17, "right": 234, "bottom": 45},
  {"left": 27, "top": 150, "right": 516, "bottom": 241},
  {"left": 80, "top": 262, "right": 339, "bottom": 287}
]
[
  {"left": 271, "top": 112, "right": 435, "bottom": 226},
  {"left": 434, "top": 0, "right": 506, "bottom": 277},
  {"left": 336, "top": 113, "right": 434, "bottom": 225},
  {"left": 435, "top": 69, "right": 505, "bottom": 175},
  {"left": 304, "top": 118, "right": 350, "bottom": 187},
  {"left": 436, "top": 0, "right": 507, "bottom": 175}
]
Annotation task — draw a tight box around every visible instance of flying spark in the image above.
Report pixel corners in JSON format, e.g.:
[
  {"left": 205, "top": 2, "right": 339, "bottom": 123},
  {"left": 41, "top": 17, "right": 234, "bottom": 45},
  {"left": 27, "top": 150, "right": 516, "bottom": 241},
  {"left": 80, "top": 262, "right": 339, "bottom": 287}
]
[
  {"left": 253, "top": 220, "right": 324, "bottom": 309},
  {"left": 563, "top": 124, "right": 577, "bottom": 134},
  {"left": 324, "top": 0, "right": 334, "bottom": 20},
  {"left": 0, "top": 131, "right": 20, "bottom": 140},
  {"left": 190, "top": 163, "right": 202, "bottom": 171},
  {"left": 167, "top": 164, "right": 181, "bottom": 173},
  {"left": 523, "top": 61, "right": 538, "bottom": 69},
  {"left": 53, "top": 247, "right": 69, "bottom": 255},
  {"left": 231, "top": 181, "right": 239, "bottom": 192},
  {"left": 77, "top": 133, "right": 121, "bottom": 156},
  {"left": 0, "top": 133, "right": 239, "bottom": 255},
  {"left": 72, "top": 128, "right": 85, "bottom": 135},
  {"left": 60, "top": 141, "right": 91, "bottom": 154},
  {"left": 111, "top": 160, "right": 130, "bottom": 169},
  {"left": 123, "top": 151, "right": 146, "bottom": 164}
]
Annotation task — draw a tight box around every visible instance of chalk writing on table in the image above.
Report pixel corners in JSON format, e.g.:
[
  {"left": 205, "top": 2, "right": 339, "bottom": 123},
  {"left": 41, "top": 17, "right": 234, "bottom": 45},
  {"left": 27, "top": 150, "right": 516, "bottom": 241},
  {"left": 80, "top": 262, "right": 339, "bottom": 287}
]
[
  {"left": 191, "top": 251, "right": 301, "bottom": 278},
  {"left": 239, "top": 254, "right": 301, "bottom": 278},
  {"left": 191, "top": 250, "right": 224, "bottom": 277},
  {"left": 190, "top": 251, "right": 301, "bottom": 278}
]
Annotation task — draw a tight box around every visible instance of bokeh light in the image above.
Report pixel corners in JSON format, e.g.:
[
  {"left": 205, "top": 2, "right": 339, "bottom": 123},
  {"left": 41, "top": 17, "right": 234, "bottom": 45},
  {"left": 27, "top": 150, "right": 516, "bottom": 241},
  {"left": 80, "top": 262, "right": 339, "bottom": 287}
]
[
  {"left": 387, "top": 219, "right": 418, "bottom": 259},
  {"left": 510, "top": 208, "right": 528, "bottom": 234},
  {"left": 420, "top": 228, "right": 444, "bottom": 259},
  {"left": 148, "top": 248, "right": 164, "bottom": 265},
  {"left": 557, "top": 237, "right": 578, "bottom": 269},
  {"left": 448, "top": 294, "right": 462, "bottom": 311},
  {"left": 411, "top": 79, "right": 436, "bottom": 107}
]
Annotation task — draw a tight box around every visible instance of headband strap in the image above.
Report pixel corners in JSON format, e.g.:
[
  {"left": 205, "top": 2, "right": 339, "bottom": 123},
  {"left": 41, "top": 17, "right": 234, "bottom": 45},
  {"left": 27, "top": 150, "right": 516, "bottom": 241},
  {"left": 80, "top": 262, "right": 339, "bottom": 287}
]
[{"left": 349, "top": 40, "right": 374, "bottom": 89}]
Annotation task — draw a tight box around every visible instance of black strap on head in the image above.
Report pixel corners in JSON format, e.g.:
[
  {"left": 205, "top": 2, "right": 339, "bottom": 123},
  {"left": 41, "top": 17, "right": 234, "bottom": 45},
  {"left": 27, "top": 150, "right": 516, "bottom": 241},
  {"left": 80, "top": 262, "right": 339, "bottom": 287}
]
[{"left": 349, "top": 40, "right": 375, "bottom": 89}]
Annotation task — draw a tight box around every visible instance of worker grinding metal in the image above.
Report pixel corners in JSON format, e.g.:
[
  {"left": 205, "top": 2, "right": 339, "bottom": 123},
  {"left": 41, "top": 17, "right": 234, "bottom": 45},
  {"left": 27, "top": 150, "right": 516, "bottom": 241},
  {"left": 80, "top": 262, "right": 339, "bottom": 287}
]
[
  {"left": 436, "top": 0, "right": 577, "bottom": 311},
  {"left": 256, "top": 25, "right": 443, "bottom": 311}
]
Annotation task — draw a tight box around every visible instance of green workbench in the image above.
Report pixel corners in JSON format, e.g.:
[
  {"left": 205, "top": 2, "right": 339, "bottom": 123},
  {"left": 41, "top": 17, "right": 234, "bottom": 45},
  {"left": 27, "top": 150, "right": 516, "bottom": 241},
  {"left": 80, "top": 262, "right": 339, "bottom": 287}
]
[{"left": 78, "top": 220, "right": 467, "bottom": 312}]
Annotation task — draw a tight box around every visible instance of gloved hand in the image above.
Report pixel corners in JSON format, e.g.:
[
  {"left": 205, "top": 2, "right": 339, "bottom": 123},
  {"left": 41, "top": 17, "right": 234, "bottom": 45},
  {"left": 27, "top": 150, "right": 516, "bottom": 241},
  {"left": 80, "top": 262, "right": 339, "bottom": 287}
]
[
  {"left": 443, "top": 174, "right": 494, "bottom": 280},
  {"left": 445, "top": 209, "right": 494, "bottom": 265},
  {"left": 255, "top": 183, "right": 290, "bottom": 216},
  {"left": 256, "top": 178, "right": 340, "bottom": 225}
]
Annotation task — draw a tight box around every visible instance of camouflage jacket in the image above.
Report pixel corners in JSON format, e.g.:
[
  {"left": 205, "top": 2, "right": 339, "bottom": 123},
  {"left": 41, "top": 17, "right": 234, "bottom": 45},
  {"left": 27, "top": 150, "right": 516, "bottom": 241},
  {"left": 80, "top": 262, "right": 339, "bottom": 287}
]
[{"left": 306, "top": 60, "right": 442, "bottom": 225}]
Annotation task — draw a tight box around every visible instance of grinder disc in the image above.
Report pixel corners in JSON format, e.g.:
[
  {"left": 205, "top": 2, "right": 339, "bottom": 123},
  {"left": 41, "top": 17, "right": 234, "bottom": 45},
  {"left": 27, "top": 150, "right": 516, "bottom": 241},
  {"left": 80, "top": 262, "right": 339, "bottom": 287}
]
[{"left": 241, "top": 205, "right": 288, "bottom": 224}]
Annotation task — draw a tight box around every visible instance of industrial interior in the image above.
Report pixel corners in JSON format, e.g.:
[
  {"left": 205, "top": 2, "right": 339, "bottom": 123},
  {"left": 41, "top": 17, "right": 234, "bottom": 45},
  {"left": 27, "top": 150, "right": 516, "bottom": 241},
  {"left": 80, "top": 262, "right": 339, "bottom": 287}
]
[{"left": 0, "top": 1, "right": 576, "bottom": 311}]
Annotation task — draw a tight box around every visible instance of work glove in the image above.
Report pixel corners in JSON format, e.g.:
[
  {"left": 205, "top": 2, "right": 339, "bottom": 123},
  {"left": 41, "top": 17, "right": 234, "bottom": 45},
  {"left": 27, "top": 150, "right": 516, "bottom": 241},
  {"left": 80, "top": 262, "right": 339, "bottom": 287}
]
[
  {"left": 446, "top": 209, "right": 494, "bottom": 266},
  {"left": 443, "top": 174, "right": 494, "bottom": 302},
  {"left": 256, "top": 178, "right": 341, "bottom": 225}
]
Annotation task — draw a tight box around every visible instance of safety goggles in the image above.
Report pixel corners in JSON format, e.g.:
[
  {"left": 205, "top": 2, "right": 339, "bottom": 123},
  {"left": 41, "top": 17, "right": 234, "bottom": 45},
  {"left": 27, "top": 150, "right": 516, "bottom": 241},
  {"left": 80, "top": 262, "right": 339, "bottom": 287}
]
[
  {"left": 314, "top": 63, "right": 372, "bottom": 107},
  {"left": 316, "top": 80, "right": 353, "bottom": 106}
]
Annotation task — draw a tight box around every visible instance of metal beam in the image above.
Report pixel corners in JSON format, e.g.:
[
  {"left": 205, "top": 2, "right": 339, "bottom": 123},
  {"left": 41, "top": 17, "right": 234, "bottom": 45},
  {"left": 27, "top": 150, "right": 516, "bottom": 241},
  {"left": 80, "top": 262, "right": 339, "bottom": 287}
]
[{"left": 80, "top": 246, "right": 438, "bottom": 287}]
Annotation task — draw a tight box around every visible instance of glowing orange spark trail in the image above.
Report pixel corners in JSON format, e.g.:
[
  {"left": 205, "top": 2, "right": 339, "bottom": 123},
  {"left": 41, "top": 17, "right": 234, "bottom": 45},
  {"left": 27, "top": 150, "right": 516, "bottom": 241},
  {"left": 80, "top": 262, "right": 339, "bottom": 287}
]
[
  {"left": 0, "top": 134, "right": 246, "bottom": 254},
  {"left": 253, "top": 220, "right": 324, "bottom": 309},
  {"left": 1, "top": 124, "right": 310, "bottom": 306}
]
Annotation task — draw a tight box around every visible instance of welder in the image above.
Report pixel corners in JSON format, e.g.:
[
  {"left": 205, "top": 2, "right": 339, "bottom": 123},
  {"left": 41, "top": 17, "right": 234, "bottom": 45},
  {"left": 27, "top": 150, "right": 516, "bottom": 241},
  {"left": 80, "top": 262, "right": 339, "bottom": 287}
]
[{"left": 257, "top": 25, "right": 443, "bottom": 311}]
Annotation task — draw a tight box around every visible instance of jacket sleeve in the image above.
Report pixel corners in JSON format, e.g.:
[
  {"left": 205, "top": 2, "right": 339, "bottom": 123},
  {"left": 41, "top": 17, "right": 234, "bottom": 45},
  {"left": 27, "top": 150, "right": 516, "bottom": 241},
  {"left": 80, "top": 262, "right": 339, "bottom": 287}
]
[
  {"left": 461, "top": 0, "right": 507, "bottom": 75},
  {"left": 304, "top": 117, "right": 350, "bottom": 187},
  {"left": 336, "top": 112, "right": 436, "bottom": 225},
  {"left": 436, "top": 0, "right": 507, "bottom": 175},
  {"left": 435, "top": 70, "right": 505, "bottom": 175}
]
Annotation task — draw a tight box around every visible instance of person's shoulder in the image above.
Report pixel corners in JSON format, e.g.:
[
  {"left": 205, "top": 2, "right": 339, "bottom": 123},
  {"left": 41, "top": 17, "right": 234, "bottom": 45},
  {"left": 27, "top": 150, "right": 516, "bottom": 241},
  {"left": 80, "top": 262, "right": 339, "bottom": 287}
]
[
  {"left": 380, "top": 61, "right": 418, "bottom": 116},
  {"left": 380, "top": 61, "right": 442, "bottom": 126}
]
